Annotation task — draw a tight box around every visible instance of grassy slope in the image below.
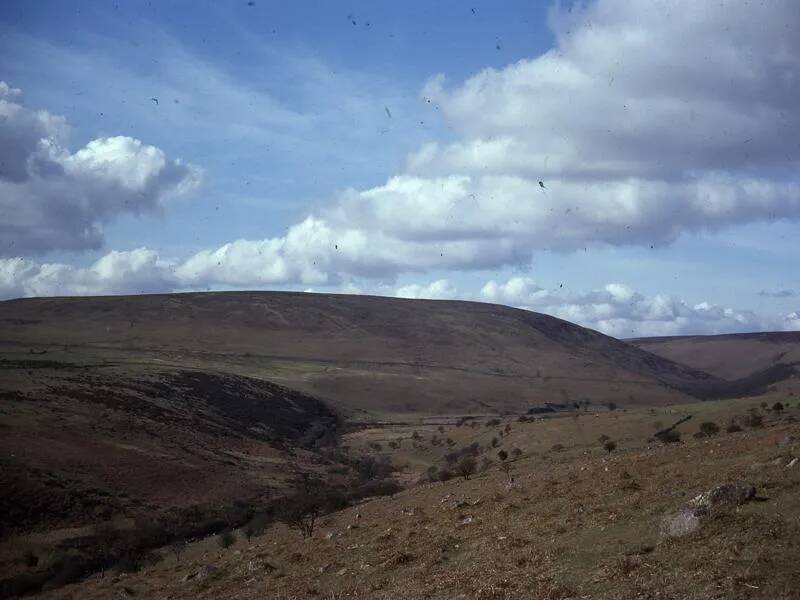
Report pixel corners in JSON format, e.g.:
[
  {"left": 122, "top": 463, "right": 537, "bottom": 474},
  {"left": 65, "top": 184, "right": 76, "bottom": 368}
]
[
  {"left": 44, "top": 401, "right": 800, "bottom": 600},
  {"left": 631, "top": 332, "right": 800, "bottom": 380},
  {"left": 0, "top": 292, "right": 723, "bottom": 417}
]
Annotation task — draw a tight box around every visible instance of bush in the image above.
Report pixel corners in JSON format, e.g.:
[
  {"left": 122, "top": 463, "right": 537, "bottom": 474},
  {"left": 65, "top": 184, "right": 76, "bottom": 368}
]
[
  {"left": 550, "top": 443, "right": 565, "bottom": 452},
  {"left": 655, "top": 430, "right": 681, "bottom": 444},
  {"left": 491, "top": 437, "right": 499, "bottom": 448},
  {"left": 698, "top": 421, "right": 720, "bottom": 437},
  {"left": 438, "top": 469, "right": 453, "bottom": 483},
  {"left": 511, "top": 448, "right": 522, "bottom": 457},
  {"left": 23, "top": 550, "right": 38, "bottom": 568},
  {"left": 217, "top": 530, "right": 236, "bottom": 549},
  {"left": 743, "top": 413, "right": 764, "bottom": 428},
  {"left": 455, "top": 456, "right": 477, "bottom": 480},
  {"left": 485, "top": 418, "right": 501, "bottom": 427},
  {"left": 726, "top": 422, "right": 743, "bottom": 433},
  {"left": 598, "top": 434, "right": 610, "bottom": 443},
  {"left": 772, "top": 402, "right": 785, "bottom": 412},
  {"left": 497, "top": 449, "right": 508, "bottom": 461},
  {"left": 603, "top": 440, "right": 617, "bottom": 453}
]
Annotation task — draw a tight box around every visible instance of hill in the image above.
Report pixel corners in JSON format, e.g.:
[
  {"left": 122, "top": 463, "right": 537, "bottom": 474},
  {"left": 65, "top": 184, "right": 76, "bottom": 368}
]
[
  {"left": 0, "top": 291, "right": 723, "bottom": 417},
  {"left": 631, "top": 332, "right": 800, "bottom": 381}
]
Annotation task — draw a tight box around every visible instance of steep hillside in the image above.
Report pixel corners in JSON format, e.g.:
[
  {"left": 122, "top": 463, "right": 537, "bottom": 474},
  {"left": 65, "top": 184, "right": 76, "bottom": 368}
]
[
  {"left": 632, "top": 332, "right": 800, "bottom": 381},
  {"left": 0, "top": 292, "right": 722, "bottom": 416}
]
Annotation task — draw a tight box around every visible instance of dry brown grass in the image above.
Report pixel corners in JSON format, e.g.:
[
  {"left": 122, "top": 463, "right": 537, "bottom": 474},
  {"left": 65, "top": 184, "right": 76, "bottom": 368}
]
[{"left": 41, "top": 415, "right": 800, "bottom": 600}]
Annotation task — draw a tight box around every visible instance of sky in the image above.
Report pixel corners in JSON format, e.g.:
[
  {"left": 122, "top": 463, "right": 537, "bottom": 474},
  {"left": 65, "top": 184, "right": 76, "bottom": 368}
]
[{"left": 1, "top": 0, "right": 799, "bottom": 338}]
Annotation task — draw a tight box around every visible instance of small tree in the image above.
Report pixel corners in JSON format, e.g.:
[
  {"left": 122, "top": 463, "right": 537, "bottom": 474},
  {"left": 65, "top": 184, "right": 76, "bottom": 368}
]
[
  {"left": 455, "top": 456, "right": 477, "bottom": 480},
  {"left": 603, "top": 440, "right": 617, "bottom": 454},
  {"left": 93, "top": 523, "right": 120, "bottom": 577},
  {"left": 218, "top": 530, "right": 236, "bottom": 549},
  {"left": 655, "top": 429, "right": 681, "bottom": 444},
  {"left": 772, "top": 402, "right": 785, "bottom": 413},
  {"left": 497, "top": 449, "right": 508, "bottom": 461},
  {"left": 426, "top": 465, "right": 439, "bottom": 482},
  {"left": 699, "top": 421, "right": 720, "bottom": 437},
  {"left": 277, "top": 493, "right": 322, "bottom": 539},
  {"left": 169, "top": 540, "right": 185, "bottom": 562},
  {"left": 23, "top": 551, "right": 38, "bottom": 568}
]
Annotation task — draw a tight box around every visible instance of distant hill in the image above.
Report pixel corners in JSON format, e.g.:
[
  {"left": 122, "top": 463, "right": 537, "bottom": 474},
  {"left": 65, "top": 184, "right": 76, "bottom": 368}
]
[
  {"left": 631, "top": 331, "right": 800, "bottom": 380},
  {"left": 0, "top": 292, "right": 725, "bottom": 416}
]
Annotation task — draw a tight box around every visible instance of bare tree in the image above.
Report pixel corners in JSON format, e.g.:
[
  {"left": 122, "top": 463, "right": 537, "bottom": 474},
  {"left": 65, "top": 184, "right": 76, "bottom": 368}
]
[{"left": 455, "top": 456, "right": 477, "bottom": 480}]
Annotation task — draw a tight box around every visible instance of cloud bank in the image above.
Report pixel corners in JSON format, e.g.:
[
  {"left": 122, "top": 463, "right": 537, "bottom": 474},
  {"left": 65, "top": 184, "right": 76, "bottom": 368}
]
[
  {"left": 49, "top": 0, "right": 798, "bottom": 285},
  {"left": 0, "top": 83, "right": 200, "bottom": 256}
]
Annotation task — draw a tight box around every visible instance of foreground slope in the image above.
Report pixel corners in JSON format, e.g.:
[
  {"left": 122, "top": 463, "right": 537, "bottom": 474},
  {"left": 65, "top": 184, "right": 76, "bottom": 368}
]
[
  {"left": 45, "top": 410, "right": 800, "bottom": 600},
  {"left": 632, "top": 332, "right": 800, "bottom": 380},
  {"left": 0, "top": 292, "right": 720, "bottom": 415}
]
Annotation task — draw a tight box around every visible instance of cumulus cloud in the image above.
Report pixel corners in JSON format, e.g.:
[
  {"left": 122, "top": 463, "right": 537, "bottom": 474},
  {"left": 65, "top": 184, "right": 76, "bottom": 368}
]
[
  {"left": 478, "top": 277, "right": 778, "bottom": 337},
  {"left": 0, "top": 83, "right": 201, "bottom": 256},
  {"left": 0, "top": 248, "right": 178, "bottom": 298},
  {"left": 395, "top": 279, "right": 458, "bottom": 300},
  {"left": 81, "top": 0, "right": 800, "bottom": 282}
]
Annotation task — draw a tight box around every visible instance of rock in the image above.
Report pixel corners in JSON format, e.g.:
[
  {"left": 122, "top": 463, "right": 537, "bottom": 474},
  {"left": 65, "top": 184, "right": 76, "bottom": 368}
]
[
  {"left": 660, "top": 508, "right": 701, "bottom": 538},
  {"left": 336, "top": 567, "right": 347, "bottom": 576},
  {"left": 662, "top": 482, "right": 757, "bottom": 538},
  {"left": 182, "top": 564, "right": 217, "bottom": 583},
  {"left": 787, "top": 458, "right": 798, "bottom": 469},
  {"left": 687, "top": 482, "right": 756, "bottom": 514},
  {"left": 325, "top": 532, "right": 336, "bottom": 540},
  {"left": 115, "top": 589, "right": 135, "bottom": 599}
]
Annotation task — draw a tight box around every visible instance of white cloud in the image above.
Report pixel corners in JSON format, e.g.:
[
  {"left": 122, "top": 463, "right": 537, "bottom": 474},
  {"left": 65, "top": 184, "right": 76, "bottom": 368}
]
[
  {"left": 395, "top": 279, "right": 458, "bottom": 300},
  {"left": 0, "top": 83, "right": 201, "bottom": 256},
  {"left": 0, "top": 248, "right": 178, "bottom": 298},
  {"left": 103, "top": 0, "right": 800, "bottom": 281},
  {"left": 477, "top": 276, "right": 776, "bottom": 337}
]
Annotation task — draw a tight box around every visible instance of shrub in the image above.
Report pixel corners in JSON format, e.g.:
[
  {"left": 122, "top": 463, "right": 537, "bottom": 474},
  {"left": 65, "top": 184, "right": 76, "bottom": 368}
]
[
  {"left": 455, "top": 456, "right": 477, "bottom": 480},
  {"left": 772, "top": 402, "right": 784, "bottom": 412},
  {"left": 497, "top": 449, "right": 508, "bottom": 461},
  {"left": 603, "top": 440, "right": 617, "bottom": 453},
  {"left": 491, "top": 437, "right": 499, "bottom": 448},
  {"left": 655, "top": 430, "right": 681, "bottom": 444},
  {"left": 598, "top": 434, "right": 610, "bottom": 443},
  {"left": 217, "top": 530, "right": 236, "bottom": 549},
  {"left": 743, "top": 413, "right": 764, "bottom": 428},
  {"left": 169, "top": 540, "right": 185, "bottom": 562},
  {"left": 726, "top": 422, "right": 743, "bottom": 433},
  {"left": 486, "top": 418, "right": 501, "bottom": 427},
  {"left": 511, "top": 447, "right": 522, "bottom": 457},
  {"left": 550, "top": 443, "right": 564, "bottom": 452},
  {"left": 698, "top": 421, "right": 720, "bottom": 437},
  {"left": 438, "top": 469, "right": 453, "bottom": 483},
  {"left": 23, "top": 551, "right": 38, "bottom": 568},
  {"left": 606, "top": 402, "right": 618, "bottom": 412}
]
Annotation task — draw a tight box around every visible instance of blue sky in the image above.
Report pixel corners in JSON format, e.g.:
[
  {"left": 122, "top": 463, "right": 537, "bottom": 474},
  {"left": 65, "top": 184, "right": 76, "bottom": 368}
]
[{"left": 1, "top": 0, "right": 799, "bottom": 336}]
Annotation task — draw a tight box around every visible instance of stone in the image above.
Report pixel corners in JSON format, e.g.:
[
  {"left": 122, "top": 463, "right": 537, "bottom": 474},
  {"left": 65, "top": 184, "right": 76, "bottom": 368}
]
[
  {"left": 687, "top": 482, "right": 755, "bottom": 514},
  {"left": 660, "top": 508, "right": 701, "bottom": 538}
]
